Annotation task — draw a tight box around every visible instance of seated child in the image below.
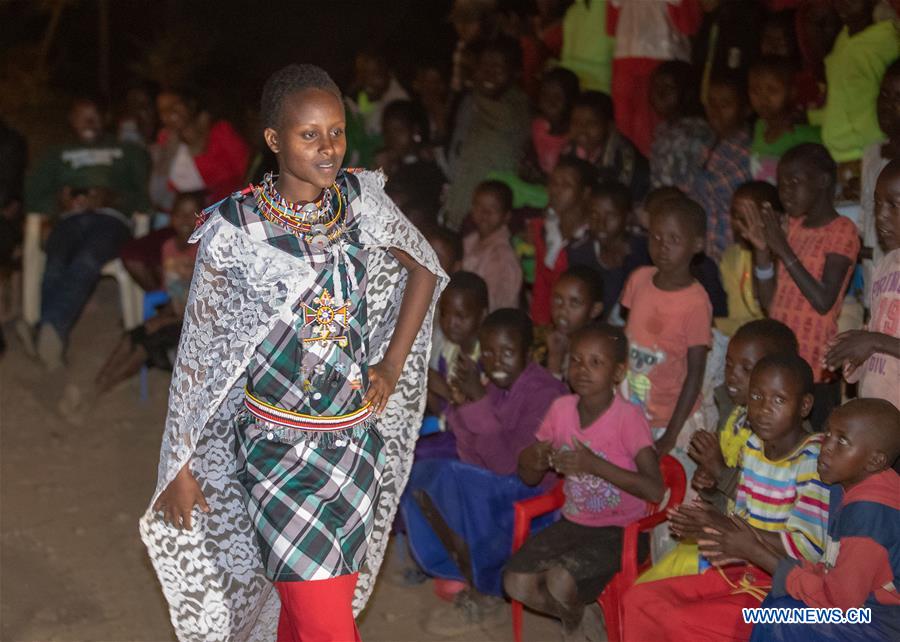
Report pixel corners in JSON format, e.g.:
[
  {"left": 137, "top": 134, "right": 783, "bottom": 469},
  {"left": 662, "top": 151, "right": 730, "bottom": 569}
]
[
  {"left": 749, "top": 398, "right": 900, "bottom": 642},
  {"left": 688, "top": 72, "right": 753, "bottom": 261},
  {"left": 826, "top": 160, "right": 900, "bottom": 411},
  {"left": 608, "top": 0, "right": 702, "bottom": 157},
  {"left": 648, "top": 60, "right": 715, "bottom": 192},
  {"left": 621, "top": 196, "right": 712, "bottom": 481},
  {"left": 716, "top": 181, "right": 780, "bottom": 337},
  {"left": 403, "top": 309, "right": 569, "bottom": 634},
  {"left": 520, "top": 67, "right": 581, "bottom": 182},
  {"left": 623, "top": 354, "right": 831, "bottom": 642},
  {"left": 375, "top": 99, "right": 446, "bottom": 187},
  {"left": 536, "top": 265, "right": 604, "bottom": 380},
  {"left": 62, "top": 191, "right": 204, "bottom": 417},
  {"left": 528, "top": 156, "right": 597, "bottom": 326},
  {"left": 746, "top": 143, "right": 860, "bottom": 429},
  {"left": 808, "top": 0, "right": 899, "bottom": 164},
  {"left": 444, "top": 36, "right": 531, "bottom": 230},
  {"left": 504, "top": 322, "right": 664, "bottom": 638},
  {"left": 425, "top": 225, "right": 463, "bottom": 276},
  {"left": 638, "top": 318, "right": 800, "bottom": 583},
  {"left": 411, "top": 60, "right": 451, "bottom": 144},
  {"left": 424, "top": 225, "right": 463, "bottom": 403},
  {"left": 343, "top": 48, "right": 409, "bottom": 167},
  {"left": 564, "top": 90, "right": 649, "bottom": 201},
  {"left": 693, "top": 319, "right": 800, "bottom": 511},
  {"left": 747, "top": 56, "right": 821, "bottom": 184},
  {"left": 567, "top": 180, "right": 649, "bottom": 322},
  {"left": 423, "top": 271, "right": 488, "bottom": 456},
  {"left": 462, "top": 180, "right": 523, "bottom": 310},
  {"left": 758, "top": 8, "right": 826, "bottom": 113}
]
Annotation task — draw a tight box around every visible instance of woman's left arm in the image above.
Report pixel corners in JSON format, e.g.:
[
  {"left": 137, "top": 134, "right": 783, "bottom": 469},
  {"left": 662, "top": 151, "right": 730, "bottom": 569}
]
[{"left": 364, "top": 247, "right": 438, "bottom": 412}]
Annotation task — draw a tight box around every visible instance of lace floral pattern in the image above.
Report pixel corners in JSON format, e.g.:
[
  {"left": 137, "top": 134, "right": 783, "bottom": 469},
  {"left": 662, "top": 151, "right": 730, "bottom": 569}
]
[{"left": 139, "top": 170, "right": 447, "bottom": 641}]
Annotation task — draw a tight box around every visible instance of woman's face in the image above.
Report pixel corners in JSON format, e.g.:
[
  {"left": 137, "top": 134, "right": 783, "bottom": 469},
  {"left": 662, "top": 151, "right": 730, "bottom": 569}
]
[{"left": 264, "top": 88, "right": 346, "bottom": 201}]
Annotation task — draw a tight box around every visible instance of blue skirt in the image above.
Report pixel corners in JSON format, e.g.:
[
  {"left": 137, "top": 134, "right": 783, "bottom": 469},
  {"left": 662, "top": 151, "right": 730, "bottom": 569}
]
[{"left": 400, "top": 458, "right": 555, "bottom": 596}]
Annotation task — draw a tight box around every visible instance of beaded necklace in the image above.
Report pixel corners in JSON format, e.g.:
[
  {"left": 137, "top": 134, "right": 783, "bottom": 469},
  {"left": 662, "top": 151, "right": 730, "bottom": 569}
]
[{"left": 253, "top": 172, "right": 346, "bottom": 248}]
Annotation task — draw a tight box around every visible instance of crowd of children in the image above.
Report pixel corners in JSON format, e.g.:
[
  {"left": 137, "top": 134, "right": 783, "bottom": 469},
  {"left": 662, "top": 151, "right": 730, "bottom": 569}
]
[{"left": 4, "top": 0, "right": 899, "bottom": 640}]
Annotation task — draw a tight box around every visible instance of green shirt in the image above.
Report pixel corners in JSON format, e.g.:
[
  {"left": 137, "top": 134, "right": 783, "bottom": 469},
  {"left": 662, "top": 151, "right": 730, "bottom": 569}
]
[
  {"left": 25, "top": 137, "right": 150, "bottom": 216},
  {"left": 561, "top": 0, "right": 615, "bottom": 93},
  {"left": 808, "top": 21, "right": 900, "bottom": 162},
  {"left": 750, "top": 120, "right": 821, "bottom": 184}
]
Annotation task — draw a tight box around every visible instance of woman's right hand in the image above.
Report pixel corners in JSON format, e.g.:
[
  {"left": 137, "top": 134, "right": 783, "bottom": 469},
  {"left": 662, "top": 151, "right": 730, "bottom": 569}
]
[{"left": 152, "top": 463, "right": 210, "bottom": 530}]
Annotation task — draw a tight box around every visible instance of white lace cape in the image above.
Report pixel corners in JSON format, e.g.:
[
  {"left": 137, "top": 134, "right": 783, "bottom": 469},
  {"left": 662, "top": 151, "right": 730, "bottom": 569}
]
[{"left": 138, "top": 171, "right": 447, "bottom": 642}]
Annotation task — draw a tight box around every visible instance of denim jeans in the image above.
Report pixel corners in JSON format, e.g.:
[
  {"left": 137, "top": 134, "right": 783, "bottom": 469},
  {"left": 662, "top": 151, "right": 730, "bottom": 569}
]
[{"left": 40, "top": 211, "right": 131, "bottom": 339}]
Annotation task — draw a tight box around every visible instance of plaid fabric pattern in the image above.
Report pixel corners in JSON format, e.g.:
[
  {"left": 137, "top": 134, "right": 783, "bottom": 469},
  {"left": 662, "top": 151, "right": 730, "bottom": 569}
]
[
  {"left": 235, "top": 411, "right": 386, "bottom": 580},
  {"left": 689, "top": 130, "right": 752, "bottom": 261},
  {"left": 221, "top": 173, "right": 371, "bottom": 418},
  {"left": 650, "top": 116, "right": 716, "bottom": 192},
  {"left": 223, "top": 171, "right": 385, "bottom": 581}
]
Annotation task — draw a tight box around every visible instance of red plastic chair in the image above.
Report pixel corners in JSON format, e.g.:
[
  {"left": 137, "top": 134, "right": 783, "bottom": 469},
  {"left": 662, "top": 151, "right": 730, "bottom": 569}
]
[{"left": 509, "top": 455, "right": 686, "bottom": 642}]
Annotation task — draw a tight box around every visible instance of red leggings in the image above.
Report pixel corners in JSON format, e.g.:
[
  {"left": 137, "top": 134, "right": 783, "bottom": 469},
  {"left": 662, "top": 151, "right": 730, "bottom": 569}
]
[{"left": 275, "top": 573, "right": 361, "bottom": 642}]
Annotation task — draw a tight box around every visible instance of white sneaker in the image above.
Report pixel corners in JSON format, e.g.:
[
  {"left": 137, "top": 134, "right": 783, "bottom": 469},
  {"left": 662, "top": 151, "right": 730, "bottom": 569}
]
[{"left": 36, "top": 324, "right": 64, "bottom": 371}]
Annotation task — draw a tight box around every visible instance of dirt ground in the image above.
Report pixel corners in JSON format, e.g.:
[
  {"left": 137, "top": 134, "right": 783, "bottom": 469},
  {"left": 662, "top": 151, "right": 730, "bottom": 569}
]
[{"left": 0, "top": 281, "right": 565, "bottom": 642}]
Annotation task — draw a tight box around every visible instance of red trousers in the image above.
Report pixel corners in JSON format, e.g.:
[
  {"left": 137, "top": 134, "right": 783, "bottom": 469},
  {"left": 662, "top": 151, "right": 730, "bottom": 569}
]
[
  {"left": 622, "top": 565, "right": 771, "bottom": 642},
  {"left": 611, "top": 57, "right": 662, "bottom": 158},
  {"left": 275, "top": 573, "right": 361, "bottom": 642}
]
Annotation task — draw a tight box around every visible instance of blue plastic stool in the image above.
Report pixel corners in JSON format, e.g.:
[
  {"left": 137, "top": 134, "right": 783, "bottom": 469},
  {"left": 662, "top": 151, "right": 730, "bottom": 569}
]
[{"left": 139, "top": 290, "right": 171, "bottom": 401}]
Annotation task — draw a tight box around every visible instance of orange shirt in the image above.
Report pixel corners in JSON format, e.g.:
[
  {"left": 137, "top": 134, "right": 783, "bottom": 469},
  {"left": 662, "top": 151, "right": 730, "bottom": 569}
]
[
  {"left": 621, "top": 266, "right": 712, "bottom": 427},
  {"left": 770, "top": 216, "right": 860, "bottom": 383}
]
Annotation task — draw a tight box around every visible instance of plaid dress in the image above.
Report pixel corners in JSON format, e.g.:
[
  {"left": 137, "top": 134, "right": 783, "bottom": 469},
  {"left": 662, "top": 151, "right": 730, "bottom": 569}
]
[{"left": 221, "top": 173, "right": 386, "bottom": 582}]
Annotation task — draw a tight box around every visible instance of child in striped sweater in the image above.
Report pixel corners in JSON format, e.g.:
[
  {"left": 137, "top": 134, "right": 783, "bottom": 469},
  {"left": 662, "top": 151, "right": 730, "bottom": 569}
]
[
  {"left": 622, "top": 353, "right": 832, "bottom": 641},
  {"left": 750, "top": 398, "right": 900, "bottom": 642}
]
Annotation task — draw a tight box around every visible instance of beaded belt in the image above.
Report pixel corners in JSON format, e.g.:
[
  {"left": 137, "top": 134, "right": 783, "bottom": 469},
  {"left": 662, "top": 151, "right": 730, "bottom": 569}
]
[{"left": 244, "top": 388, "right": 374, "bottom": 432}]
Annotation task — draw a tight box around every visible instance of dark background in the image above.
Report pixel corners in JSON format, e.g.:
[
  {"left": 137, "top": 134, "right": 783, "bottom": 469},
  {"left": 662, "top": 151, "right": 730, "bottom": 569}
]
[{"left": 0, "top": 0, "right": 457, "bottom": 127}]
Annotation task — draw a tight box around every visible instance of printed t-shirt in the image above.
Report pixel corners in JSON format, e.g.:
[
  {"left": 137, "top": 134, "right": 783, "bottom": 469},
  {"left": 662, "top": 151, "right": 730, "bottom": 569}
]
[
  {"left": 858, "top": 249, "right": 900, "bottom": 407},
  {"left": 770, "top": 215, "right": 860, "bottom": 382},
  {"left": 620, "top": 266, "right": 713, "bottom": 427},
  {"left": 536, "top": 394, "right": 653, "bottom": 527}
]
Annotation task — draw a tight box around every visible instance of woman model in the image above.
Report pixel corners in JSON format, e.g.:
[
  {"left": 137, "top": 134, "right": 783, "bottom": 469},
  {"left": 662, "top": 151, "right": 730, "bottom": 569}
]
[{"left": 140, "top": 64, "right": 446, "bottom": 641}]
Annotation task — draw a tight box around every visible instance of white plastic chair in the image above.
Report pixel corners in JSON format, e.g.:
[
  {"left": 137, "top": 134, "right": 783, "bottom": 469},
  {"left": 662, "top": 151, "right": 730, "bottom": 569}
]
[{"left": 22, "top": 211, "right": 150, "bottom": 330}]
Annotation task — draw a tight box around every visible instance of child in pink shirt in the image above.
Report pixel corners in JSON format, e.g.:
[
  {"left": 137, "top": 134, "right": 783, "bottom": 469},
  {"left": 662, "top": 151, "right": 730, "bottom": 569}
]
[
  {"left": 504, "top": 322, "right": 663, "bottom": 636},
  {"left": 621, "top": 196, "right": 712, "bottom": 479},
  {"left": 462, "top": 180, "right": 523, "bottom": 310}
]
